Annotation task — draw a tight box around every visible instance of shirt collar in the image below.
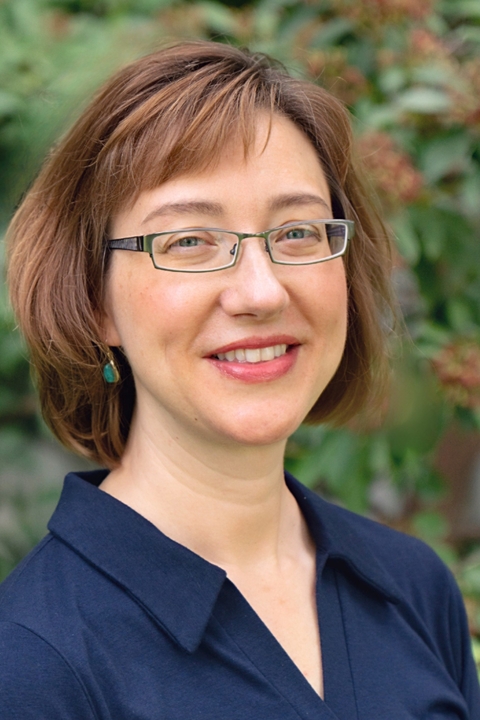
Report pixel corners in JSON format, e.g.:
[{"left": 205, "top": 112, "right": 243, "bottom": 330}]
[
  {"left": 48, "top": 469, "right": 402, "bottom": 654},
  {"left": 284, "top": 471, "right": 402, "bottom": 605},
  {"left": 48, "top": 470, "right": 226, "bottom": 653}
]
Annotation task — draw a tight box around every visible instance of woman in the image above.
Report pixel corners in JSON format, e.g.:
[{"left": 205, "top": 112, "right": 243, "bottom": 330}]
[{"left": 1, "top": 41, "right": 478, "bottom": 718}]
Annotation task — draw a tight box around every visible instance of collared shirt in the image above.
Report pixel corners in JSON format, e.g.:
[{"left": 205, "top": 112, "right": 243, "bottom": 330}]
[{"left": 0, "top": 469, "right": 478, "bottom": 719}]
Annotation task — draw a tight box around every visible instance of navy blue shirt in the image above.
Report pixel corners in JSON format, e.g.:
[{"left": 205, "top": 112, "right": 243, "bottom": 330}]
[{"left": 0, "top": 469, "right": 478, "bottom": 719}]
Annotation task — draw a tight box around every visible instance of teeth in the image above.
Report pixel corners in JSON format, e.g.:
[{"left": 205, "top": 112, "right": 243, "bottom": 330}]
[
  {"left": 216, "top": 344, "right": 288, "bottom": 363},
  {"left": 260, "top": 346, "right": 275, "bottom": 361},
  {"left": 245, "top": 348, "right": 261, "bottom": 363}
]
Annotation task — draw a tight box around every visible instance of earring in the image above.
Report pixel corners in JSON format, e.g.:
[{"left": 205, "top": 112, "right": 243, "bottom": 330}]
[{"left": 103, "top": 348, "right": 120, "bottom": 384}]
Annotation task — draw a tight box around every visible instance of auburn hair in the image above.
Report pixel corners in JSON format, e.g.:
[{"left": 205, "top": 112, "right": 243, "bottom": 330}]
[{"left": 7, "top": 40, "right": 393, "bottom": 468}]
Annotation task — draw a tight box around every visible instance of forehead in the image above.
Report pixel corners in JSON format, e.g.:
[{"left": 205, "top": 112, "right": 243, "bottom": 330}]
[{"left": 111, "top": 115, "right": 332, "bottom": 234}]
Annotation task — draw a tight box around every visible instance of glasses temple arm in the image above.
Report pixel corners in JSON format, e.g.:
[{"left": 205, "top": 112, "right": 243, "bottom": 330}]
[{"left": 108, "top": 236, "right": 144, "bottom": 251}]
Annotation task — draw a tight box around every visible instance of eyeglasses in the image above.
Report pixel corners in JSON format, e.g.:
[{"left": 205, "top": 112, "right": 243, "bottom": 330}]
[{"left": 107, "top": 219, "right": 354, "bottom": 273}]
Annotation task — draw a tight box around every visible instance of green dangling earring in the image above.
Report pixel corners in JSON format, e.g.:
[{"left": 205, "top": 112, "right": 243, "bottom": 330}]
[{"left": 103, "top": 348, "right": 120, "bottom": 384}]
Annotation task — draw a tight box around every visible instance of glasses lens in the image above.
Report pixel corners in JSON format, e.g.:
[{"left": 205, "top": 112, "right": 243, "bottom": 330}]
[
  {"left": 149, "top": 230, "right": 238, "bottom": 271},
  {"left": 268, "top": 222, "right": 347, "bottom": 264}
]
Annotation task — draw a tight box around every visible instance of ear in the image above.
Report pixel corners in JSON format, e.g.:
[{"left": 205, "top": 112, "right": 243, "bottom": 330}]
[
  {"left": 96, "top": 292, "right": 122, "bottom": 348},
  {"left": 102, "top": 314, "right": 122, "bottom": 347}
]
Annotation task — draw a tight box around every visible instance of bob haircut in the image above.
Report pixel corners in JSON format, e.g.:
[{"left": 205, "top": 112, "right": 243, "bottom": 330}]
[{"left": 7, "top": 40, "right": 393, "bottom": 468}]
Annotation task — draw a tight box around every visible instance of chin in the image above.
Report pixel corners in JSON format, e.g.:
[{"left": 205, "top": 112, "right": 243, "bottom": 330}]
[{"left": 209, "top": 410, "right": 305, "bottom": 448}]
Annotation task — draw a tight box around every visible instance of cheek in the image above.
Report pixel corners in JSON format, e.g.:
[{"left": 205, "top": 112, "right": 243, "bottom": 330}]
[
  {"left": 336, "top": 277, "right": 349, "bottom": 339},
  {"left": 334, "top": 275, "right": 349, "bottom": 350},
  {"left": 309, "top": 264, "right": 348, "bottom": 342},
  {"left": 103, "top": 261, "right": 215, "bottom": 356},
  {"left": 102, "top": 260, "right": 154, "bottom": 348},
  {"left": 312, "top": 270, "right": 348, "bottom": 396}
]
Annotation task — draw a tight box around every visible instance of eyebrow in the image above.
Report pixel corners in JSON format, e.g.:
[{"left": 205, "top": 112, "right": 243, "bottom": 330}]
[
  {"left": 142, "top": 201, "right": 224, "bottom": 226},
  {"left": 268, "top": 193, "right": 331, "bottom": 214},
  {"left": 141, "top": 193, "right": 332, "bottom": 227}
]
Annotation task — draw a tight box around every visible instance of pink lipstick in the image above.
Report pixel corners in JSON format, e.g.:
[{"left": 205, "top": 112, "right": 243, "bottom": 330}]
[{"left": 206, "top": 335, "right": 300, "bottom": 383}]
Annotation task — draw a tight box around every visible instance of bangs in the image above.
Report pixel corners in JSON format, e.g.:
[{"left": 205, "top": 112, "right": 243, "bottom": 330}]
[{"left": 94, "top": 64, "right": 278, "bottom": 216}]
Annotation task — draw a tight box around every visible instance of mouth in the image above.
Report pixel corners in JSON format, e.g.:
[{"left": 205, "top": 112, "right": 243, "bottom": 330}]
[
  {"left": 213, "top": 343, "right": 289, "bottom": 364},
  {"left": 207, "top": 336, "right": 301, "bottom": 383},
  {"left": 207, "top": 336, "right": 300, "bottom": 382}
]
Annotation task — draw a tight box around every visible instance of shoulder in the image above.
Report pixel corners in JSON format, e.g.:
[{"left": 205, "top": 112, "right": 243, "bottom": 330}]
[
  {"left": 297, "top": 479, "right": 451, "bottom": 588},
  {"left": 328, "top": 500, "right": 454, "bottom": 595},
  {"left": 293, "top": 478, "right": 468, "bottom": 637},
  {"left": 289, "top": 474, "right": 453, "bottom": 597},
  {"left": 0, "top": 620, "right": 98, "bottom": 719},
  {"left": 0, "top": 529, "right": 113, "bottom": 643},
  {"left": 0, "top": 530, "right": 122, "bottom": 719},
  {"left": 317, "top": 493, "right": 463, "bottom": 621},
  {"left": 298, "top": 484, "right": 480, "bottom": 684},
  {"left": 0, "top": 534, "right": 75, "bottom": 619},
  {"left": 304, "top": 486, "right": 478, "bottom": 662}
]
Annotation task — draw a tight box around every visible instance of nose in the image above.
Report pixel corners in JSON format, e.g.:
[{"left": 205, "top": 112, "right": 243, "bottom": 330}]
[{"left": 219, "top": 236, "right": 290, "bottom": 319}]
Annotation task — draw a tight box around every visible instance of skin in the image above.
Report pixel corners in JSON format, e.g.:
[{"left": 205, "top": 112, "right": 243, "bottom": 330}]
[{"left": 100, "top": 114, "right": 348, "bottom": 698}]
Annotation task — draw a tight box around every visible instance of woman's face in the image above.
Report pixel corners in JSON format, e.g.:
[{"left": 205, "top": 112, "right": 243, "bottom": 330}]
[{"left": 103, "top": 114, "right": 348, "bottom": 449}]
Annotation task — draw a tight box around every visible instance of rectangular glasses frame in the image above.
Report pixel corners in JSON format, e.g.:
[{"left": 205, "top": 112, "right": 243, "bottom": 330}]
[{"left": 107, "top": 219, "right": 355, "bottom": 273}]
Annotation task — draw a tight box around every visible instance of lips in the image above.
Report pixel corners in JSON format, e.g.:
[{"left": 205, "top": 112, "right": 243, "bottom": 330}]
[{"left": 206, "top": 336, "right": 300, "bottom": 382}]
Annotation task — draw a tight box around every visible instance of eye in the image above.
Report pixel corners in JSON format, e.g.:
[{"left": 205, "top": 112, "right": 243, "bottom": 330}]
[
  {"left": 158, "top": 230, "right": 219, "bottom": 254},
  {"left": 170, "top": 235, "right": 208, "bottom": 248},
  {"left": 274, "top": 225, "right": 323, "bottom": 244},
  {"left": 284, "top": 227, "right": 313, "bottom": 240}
]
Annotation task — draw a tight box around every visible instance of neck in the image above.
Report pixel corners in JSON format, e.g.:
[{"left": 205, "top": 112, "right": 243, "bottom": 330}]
[{"left": 100, "top": 407, "right": 302, "bottom": 570}]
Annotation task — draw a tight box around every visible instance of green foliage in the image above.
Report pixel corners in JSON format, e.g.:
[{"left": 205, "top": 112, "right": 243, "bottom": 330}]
[
  {"left": 0, "top": 484, "right": 61, "bottom": 580},
  {"left": 0, "top": 0, "right": 479, "bottom": 664}
]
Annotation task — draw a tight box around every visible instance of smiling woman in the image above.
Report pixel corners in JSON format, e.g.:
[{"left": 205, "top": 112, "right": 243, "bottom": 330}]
[
  {"left": 1, "top": 41, "right": 479, "bottom": 719},
  {"left": 100, "top": 114, "right": 348, "bottom": 450}
]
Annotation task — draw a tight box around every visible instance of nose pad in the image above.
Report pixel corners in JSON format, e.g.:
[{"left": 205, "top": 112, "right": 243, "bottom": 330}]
[
  {"left": 232, "top": 236, "right": 271, "bottom": 264},
  {"left": 234, "top": 235, "right": 276, "bottom": 272},
  {"left": 220, "top": 234, "right": 289, "bottom": 319}
]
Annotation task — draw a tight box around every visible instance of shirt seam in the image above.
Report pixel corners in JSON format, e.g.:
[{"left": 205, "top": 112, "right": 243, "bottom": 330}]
[
  {"left": 334, "top": 567, "right": 360, "bottom": 720},
  {"left": 0, "top": 536, "right": 53, "bottom": 606},
  {"left": 1, "top": 620, "right": 100, "bottom": 720},
  {"left": 447, "top": 574, "right": 464, "bottom": 687},
  {"left": 210, "top": 613, "right": 318, "bottom": 720}
]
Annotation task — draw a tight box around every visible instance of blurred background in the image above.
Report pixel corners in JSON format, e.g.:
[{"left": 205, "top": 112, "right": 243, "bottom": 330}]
[{"left": 0, "top": 0, "right": 479, "bottom": 665}]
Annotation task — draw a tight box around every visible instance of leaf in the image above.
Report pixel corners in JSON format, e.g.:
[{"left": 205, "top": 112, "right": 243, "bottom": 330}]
[
  {"left": 353, "top": 99, "right": 402, "bottom": 129},
  {"left": 310, "top": 17, "right": 354, "bottom": 49},
  {"left": 0, "top": 90, "right": 21, "bottom": 117},
  {"left": 276, "top": 5, "right": 319, "bottom": 43},
  {"left": 391, "top": 212, "right": 421, "bottom": 265},
  {"left": 408, "top": 205, "right": 448, "bottom": 262},
  {"left": 460, "top": 171, "right": 480, "bottom": 217},
  {"left": 440, "top": 0, "right": 480, "bottom": 19},
  {"left": 289, "top": 445, "right": 327, "bottom": 489},
  {"left": 198, "top": 1, "right": 238, "bottom": 35},
  {"left": 412, "top": 64, "right": 456, "bottom": 88},
  {"left": 396, "top": 87, "right": 452, "bottom": 115},
  {"left": 378, "top": 66, "right": 406, "bottom": 95},
  {"left": 420, "top": 134, "right": 472, "bottom": 184},
  {"left": 446, "top": 298, "right": 475, "bottom": 333},
  {"left": 368, "top": 434, "right": 392, "bottom": 476},
  {"left": 456, "top": 26, "right": 480, "bottom": 45}
]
